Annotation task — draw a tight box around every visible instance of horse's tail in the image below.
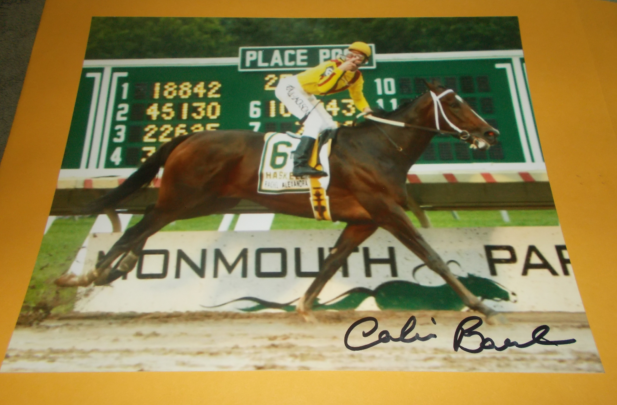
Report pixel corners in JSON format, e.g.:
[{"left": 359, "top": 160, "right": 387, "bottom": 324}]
[{"left": 83, "top": 135, "right": 192, "bottom": 214}]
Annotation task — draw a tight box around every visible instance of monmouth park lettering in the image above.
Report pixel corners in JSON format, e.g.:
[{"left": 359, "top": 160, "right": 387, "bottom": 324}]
[{"left": 102, "top": 244, "right": 572, "bottom": 280}]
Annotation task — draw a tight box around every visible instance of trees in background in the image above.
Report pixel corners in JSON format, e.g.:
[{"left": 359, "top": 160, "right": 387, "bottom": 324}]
[{"left": 85, "top": 17, "right": 522, "bottom": 59}]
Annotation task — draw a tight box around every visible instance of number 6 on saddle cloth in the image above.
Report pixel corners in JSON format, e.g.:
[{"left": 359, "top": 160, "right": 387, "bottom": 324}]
[{"left": 258, "top": 129, "right": 337, "bottom": 221}]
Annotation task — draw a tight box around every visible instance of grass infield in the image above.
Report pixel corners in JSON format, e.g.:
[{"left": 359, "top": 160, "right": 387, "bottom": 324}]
[{"left": 127, "top": 210, "right": 560, "bottom": 231}]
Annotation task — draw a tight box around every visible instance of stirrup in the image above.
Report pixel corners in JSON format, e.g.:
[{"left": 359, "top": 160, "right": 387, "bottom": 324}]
[{"left": 293, "top": 165, "right": 327, "bottom": 177}]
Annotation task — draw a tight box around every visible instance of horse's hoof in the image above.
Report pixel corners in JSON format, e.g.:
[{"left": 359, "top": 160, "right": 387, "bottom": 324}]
[
  {"left": 93, "top": 267, "right": 112, "bottom": 286},
  {"left": 299, "top": 311, "right": 317, "bottom": 323},
  {"left": 296, "top": 305, "right": 317, "bottom": 323},
  {"left": 54, "top": 273, "right": 82, "bottom": 287},
  {"left": 486, "top": 312, "right": 508, "bottom": 325}
]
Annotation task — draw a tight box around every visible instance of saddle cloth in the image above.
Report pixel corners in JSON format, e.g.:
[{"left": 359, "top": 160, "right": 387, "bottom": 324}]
[{"left": 258, "top": 132, "right": 333, "bottom": 221}]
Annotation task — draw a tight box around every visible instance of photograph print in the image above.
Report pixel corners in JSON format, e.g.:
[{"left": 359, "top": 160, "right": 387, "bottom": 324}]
[{"left": 0, "top": 17, "right": 603, "bottom": 373}]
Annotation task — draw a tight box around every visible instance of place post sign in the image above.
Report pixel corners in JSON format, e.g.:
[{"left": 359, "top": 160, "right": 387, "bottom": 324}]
[{"left": 238, "top": 44, "right": 377, "bottom": 71}]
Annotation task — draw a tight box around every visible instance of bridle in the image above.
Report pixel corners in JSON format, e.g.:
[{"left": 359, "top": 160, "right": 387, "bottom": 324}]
[{"left": 355, "top": 89, "right": 473, "bottom": 152}]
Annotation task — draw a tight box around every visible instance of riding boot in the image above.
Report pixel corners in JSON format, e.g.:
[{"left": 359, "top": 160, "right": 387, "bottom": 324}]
[{"left": 292, "top": 136, "right": 327, "bottom": 177}]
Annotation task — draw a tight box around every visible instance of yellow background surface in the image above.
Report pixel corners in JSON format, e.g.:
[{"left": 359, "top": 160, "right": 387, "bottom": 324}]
[{"left": 1, "top": 0, "right": 616, "bottom": 403}]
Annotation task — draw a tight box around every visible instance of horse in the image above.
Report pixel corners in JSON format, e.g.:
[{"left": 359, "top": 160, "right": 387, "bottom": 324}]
[{"left": 56, "top": 81, "right": 500, "bottom": 321}]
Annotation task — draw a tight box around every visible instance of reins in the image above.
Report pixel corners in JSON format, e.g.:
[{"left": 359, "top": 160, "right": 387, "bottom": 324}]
[
  {"left": 367, "top": 121, "right": 404, "bottom": 152},
  {"left": 354, "top": 89, "right": 471, "bottom": 152}
]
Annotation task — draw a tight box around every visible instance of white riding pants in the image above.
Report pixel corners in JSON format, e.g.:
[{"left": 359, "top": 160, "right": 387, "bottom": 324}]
[{"left": 275, "top": 76, "right": 337, "bottom": 139}]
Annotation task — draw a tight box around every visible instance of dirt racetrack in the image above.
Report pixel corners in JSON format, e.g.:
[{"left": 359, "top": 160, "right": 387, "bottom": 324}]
[{"left": 1, "top": 311, "right": 602, "bottom": 373}]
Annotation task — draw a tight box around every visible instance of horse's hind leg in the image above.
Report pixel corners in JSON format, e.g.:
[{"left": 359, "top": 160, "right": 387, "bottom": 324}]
[
  {"left": 96, "top": 205, "right": 172, "bottom": 270},
  {"left": 94, "top": 238, "right": 146, "bottom": 285},
  {"left": 297, "top": 223, "right": 377, "bottom": 321},
  {"left": 95, "top": 198, "right": 241, "bottom": 285},
  {"left": 56, "top": 206, "right": 177, "bottom": 287},
  {"left": 56, "top": 197, "right": 242, "bottom": 287}
]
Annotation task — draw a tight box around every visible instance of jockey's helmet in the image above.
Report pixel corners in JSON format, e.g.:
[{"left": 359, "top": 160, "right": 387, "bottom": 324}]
[{"left": 348, "top": 42, "right": 372, "bottom": 59}]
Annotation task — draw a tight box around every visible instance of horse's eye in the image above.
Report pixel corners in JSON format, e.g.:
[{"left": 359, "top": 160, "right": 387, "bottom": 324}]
[{"left": 449, "top": 102, "right": 461, "bottom": 109}]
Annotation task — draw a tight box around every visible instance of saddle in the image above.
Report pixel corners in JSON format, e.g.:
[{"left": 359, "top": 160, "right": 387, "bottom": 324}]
[{"left": 258, "top": 129, "right": 337, "bottom": 220}]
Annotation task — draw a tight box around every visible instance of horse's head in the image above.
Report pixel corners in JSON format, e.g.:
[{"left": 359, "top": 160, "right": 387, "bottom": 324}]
[{"left": 425, "top": 81, "right": 499, "bottom": 150}]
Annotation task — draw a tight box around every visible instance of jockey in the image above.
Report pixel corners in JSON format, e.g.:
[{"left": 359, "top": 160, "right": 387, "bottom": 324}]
[{"left": 275, "top": 42, "right": 373, "bottom": 177}]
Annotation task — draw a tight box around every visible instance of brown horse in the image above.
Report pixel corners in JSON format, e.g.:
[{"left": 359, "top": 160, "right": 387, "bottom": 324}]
[{"left": 56, "top": 82, "right": 500, "bottom": 320}]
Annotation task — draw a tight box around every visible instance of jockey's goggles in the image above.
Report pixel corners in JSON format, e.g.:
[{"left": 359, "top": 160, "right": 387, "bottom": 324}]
[{"left": 344, "top": 50, "right": 368, "bottom": 63}]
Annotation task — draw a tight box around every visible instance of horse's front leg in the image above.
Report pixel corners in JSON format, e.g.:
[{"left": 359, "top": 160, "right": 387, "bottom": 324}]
[
  {"left": 297, "top": 222, "right": 377, "bottom": 321},
  {"left": 375, "top": 204, "right": 500, "bottom": 321}
]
